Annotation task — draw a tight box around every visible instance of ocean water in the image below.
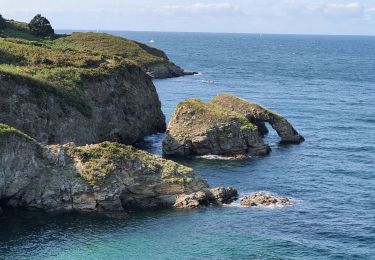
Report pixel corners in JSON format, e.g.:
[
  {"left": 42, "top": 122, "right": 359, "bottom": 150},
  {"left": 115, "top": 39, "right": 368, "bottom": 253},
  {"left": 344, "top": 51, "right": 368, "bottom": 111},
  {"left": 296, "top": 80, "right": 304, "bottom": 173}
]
[{"left": 1, "top": 32, "right": 375, "bottom": 259}]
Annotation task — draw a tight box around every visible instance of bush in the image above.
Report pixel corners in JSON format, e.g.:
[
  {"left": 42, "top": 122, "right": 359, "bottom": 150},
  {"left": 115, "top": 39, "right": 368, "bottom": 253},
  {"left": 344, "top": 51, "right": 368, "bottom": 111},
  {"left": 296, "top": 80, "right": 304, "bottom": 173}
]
[
  {"left": 28, "top": 14, "right": 54, "bottom": 37},
  {"left": 0, "top": 14, "right": 6, "bottom": 30}
]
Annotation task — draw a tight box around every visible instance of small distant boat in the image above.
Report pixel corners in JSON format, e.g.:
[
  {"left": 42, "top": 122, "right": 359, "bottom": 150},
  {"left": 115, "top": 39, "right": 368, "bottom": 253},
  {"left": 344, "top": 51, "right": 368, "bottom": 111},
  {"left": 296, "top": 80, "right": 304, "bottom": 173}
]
[{"left": 149, "top": 40, "right": 155, "bottom": 43}]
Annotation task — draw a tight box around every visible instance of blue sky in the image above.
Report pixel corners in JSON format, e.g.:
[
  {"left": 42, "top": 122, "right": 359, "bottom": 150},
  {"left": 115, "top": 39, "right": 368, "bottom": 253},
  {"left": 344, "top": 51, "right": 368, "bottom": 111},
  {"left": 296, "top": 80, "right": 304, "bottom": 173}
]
[{"left": 2, "top": 0, "right": 375, "bottom": 35}]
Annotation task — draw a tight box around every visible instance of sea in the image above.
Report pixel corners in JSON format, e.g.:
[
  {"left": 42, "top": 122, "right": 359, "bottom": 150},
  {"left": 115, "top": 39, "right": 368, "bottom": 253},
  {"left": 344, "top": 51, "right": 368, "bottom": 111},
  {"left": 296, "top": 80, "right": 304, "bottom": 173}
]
[{"left": 0, "top": 31, "right": 374, "bottom": 259}]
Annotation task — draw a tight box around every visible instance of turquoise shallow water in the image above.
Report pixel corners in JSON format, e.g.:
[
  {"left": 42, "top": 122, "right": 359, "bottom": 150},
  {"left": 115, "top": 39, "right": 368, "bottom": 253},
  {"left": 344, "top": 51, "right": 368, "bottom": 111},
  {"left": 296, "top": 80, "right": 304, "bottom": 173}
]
[{"left": 1, "top": 32, "right": 375, "bottom": 259}]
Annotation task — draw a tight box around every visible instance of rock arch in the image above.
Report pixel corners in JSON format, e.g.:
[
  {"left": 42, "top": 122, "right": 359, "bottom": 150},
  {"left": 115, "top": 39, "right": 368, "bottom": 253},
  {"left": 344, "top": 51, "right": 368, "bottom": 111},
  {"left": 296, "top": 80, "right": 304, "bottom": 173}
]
[{"left": 210, "top": 94, "right": 304, "bottom": 143}]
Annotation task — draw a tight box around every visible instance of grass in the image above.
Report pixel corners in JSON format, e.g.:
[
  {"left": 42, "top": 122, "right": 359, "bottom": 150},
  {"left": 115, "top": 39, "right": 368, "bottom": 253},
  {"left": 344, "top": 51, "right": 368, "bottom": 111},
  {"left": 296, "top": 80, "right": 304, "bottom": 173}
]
[
  {"left": 210, "top": 93, "right": 283, "bottom": 120},
  {"left": 0, "top": 19, "right": 174, "bottom": 116},
  {"left": 0, "top": 123, "right": 34, "bottom": 142},
  {"left": 51, "top": 32, "right": 169, "bottom": 67},
  {"left": 67, "top": 141, "right": 195, "bottom": 186},
  {"left": 172, "top": 99, "right": 257, "bottom": 139}
]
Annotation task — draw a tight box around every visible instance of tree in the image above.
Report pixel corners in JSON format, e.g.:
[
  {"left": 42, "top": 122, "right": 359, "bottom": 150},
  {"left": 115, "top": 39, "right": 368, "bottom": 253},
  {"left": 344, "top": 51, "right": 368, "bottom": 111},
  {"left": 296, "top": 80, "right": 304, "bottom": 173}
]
[
  {"left": 28, "top": 14, "right": 54, "bottom": 37},
  {"left": 0, "top": 14, "right": 6, "bottom": 30}
]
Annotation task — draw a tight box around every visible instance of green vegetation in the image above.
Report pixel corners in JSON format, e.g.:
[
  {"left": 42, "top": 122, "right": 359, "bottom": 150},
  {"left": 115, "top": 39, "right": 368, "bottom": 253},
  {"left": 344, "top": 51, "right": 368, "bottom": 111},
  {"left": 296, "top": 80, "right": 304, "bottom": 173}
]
[
  {"left": 0, "top": 123, "right": 34, "bottom": 142},
  {"left": 0, "top": 15, "right": 5, "bottom": 30},
  {"left": 28, "top": 14, "right": 54, "bottom": 37},
  {"left": 174, "top": 98, "right": 257, "bottom": 137},
  {"left": 210, "top": 93, "right": 283, "bottom": 120},
  {"left": 0, "top": 16, "right": 173, "bottom": 116},
  {"left": 67, "top": 142, "right": 195, "bottom": 186},
  {"left": 52, "top": 32, "right": 168, "bottom": 67}
]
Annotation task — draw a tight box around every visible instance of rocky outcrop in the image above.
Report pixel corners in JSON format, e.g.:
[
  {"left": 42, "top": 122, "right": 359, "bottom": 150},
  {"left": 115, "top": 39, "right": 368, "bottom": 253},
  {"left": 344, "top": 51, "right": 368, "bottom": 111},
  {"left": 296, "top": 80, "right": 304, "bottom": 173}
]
[
  {"left": 142, "top": 61, "right": 196, "bottom": 79},
  {"left": 173, "top": 187, "right": 238, "bottom": 209},
  {"left": 240, "top": 192, "right": 291, "bottom": 208},
  {"left": 0, "top": 65, "right": 166, "bottom": 145},
  {"left": 162, "top": 99, "right": 271, "bottom": 157},
  {"left": 211, "top": 94, "right": 304, "bottom": 143},
  {"left": 163, "top": 94, "right": 304, "bottom": 157},
  {"left": 0, "top": 124, "right": 236, "bottom": 214}
]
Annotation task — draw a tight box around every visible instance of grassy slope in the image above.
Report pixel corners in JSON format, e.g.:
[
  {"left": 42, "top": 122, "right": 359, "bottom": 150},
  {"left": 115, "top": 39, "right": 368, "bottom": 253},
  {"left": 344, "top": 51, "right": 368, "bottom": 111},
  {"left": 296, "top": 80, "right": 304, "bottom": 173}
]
[
  {"left": 171, "top": 99, "right": 257, "bottom": 139},
  {"left": 0, "top": 20, "right": 171, "bottom": 116},
  {"left": 67, "top": 141, "right": 195, "bottom": 186}
]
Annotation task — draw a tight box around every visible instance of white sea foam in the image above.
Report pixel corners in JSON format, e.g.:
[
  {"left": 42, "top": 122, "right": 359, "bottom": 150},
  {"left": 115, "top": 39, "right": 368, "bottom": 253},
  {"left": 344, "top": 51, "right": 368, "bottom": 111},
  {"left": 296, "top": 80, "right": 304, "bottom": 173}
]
[{"left": 196, "top": 154, "right": 249, "bottom": 160}]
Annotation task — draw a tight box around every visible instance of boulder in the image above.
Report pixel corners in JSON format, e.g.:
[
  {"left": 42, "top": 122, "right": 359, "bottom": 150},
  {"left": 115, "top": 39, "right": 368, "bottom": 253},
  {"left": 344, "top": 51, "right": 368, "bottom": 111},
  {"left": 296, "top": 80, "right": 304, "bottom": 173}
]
[
  {"left": 211, "top": 93, "right": 304, "bottom": 143},
  {"left": 163, "top": 99, "right": 271, "bottom": 157},
  {"left": 208, "top": 187, "right": 238, "bottom": 204},
  {"left": 0, "top": 124, "right": 227, "bottom": 213},
  {"left": 174, "top": 187, "right": 238, "bottom": 209},
  {"left": 240, "top": 192, "right": 291, "bottom": 208}
]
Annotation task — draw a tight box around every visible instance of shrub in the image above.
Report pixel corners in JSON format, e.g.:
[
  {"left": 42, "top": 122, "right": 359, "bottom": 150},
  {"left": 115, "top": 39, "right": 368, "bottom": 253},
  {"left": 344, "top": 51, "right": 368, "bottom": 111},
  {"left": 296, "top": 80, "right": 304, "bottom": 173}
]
[
  {"left": 0, "top": 14, "right": 6, "bottom": 30},
  {"left": 28, "top": 14, "right": 54, "bottom": 37}
]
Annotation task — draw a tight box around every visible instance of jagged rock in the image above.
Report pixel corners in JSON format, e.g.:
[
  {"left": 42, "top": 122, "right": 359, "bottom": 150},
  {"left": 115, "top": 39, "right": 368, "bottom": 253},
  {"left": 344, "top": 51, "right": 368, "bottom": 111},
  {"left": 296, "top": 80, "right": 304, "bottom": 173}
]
[
  {"left": 0, "top": 65, "right": 165, "bottom": 145},
  {"left": 163, "top": 99, "right": 271, "bottom": 157},
  {"left": 240, "top": 192, "right": 291, "bottom": 208},
  {"left": 208, "top": 187, "right": 238, "bottom": 204},
  {"left": 0, "top": 124, "right": 218, "bottom": 213},
  {"left": 174, "top": 187, "right": 238, "bottom": 209},
  {"left": 211, "top": 94, "right": 304, "bottom": 143},
  {"left": 142, "top": 62, "right": 197, "bottom": 79},
  {"left": 174, "top": 191, "right": 209, "bottom": 209}
]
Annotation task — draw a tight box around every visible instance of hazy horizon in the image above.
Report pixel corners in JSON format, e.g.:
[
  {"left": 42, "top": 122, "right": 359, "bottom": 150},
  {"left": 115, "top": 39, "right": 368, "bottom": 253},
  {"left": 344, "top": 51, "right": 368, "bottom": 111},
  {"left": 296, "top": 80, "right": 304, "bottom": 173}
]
[{"left": 2, "top": 0, "right": 375, "bottom": 36}]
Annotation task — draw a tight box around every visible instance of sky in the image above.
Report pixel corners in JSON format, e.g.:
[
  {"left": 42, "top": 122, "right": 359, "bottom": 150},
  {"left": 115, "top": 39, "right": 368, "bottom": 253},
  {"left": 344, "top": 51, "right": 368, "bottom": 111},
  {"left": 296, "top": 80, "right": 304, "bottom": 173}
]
[{"left": 1, "top": 0, "right": 375, "bottom": 35}]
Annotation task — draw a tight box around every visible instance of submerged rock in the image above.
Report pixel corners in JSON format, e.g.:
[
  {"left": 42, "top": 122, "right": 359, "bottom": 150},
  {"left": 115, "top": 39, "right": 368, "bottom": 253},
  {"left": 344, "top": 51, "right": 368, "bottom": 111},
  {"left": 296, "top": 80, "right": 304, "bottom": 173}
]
[
  {"left": 174, "top": 187, "right": 238, "bottom": 209},
  {"left": 0, "top": 124, "right": 233, "bottom": 214},
  {"left": 211, "top": 94, "right": 304, "bottom": 143},
  {"left": 163, "top": 99, "right": 271, "bottom": 157},
  {"left": 240, "top": 192, "right": 291, "bottom": 208}
]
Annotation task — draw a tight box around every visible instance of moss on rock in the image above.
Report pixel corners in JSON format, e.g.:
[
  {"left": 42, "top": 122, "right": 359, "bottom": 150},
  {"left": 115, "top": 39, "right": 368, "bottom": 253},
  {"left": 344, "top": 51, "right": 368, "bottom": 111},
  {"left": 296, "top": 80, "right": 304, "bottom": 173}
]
[
  {"left": 170, "top": 98, "right": 257, "bottom": 141},
  {"left": 67, "top": 141, "right": 196, "bottom": 186}
]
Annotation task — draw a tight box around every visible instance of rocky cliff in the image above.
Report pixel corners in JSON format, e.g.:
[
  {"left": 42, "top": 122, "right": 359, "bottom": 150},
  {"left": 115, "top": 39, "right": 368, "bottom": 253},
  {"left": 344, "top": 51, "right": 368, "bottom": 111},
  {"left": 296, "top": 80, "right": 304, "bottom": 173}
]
[
  {"left": 53, "top": 32, "right": 195, "bottom": 79},
  {"left": 0, "top": 36, "right": 166, "bottom": 145},
  {"left": 0, "top": 124, "right": 237, "bottom": 213},
  {"left": 163, "top": 94, "right": 304, "bottom": 157}
]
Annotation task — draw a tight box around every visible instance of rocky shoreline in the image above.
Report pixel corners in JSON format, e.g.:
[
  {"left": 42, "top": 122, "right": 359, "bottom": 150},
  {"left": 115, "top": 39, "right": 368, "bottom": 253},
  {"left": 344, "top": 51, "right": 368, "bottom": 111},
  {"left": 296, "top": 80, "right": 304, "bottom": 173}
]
[
  {"left": 0, "top": 17, "right": 301, "bottom": 217},
  {"left": 0, "top": 124, "right": 237, "bottom": 213}
]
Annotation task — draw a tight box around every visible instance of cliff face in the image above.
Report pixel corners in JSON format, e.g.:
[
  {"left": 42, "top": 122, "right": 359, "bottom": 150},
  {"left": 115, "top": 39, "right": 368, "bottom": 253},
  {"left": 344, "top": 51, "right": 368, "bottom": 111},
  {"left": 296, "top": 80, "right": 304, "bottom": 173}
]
[
  {"left": 0, "top": 65, "right": 165, "bottom": 145},
  {"left": 0, "top": 125, "right": 213, "bottom": 213}
]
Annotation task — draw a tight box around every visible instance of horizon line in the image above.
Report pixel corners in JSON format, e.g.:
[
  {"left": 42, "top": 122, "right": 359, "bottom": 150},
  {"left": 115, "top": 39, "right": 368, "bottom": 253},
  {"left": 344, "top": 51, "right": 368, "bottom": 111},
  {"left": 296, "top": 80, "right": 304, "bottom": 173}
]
[{"left": 55, "top": 28, "right": 375, "bottom": 38}]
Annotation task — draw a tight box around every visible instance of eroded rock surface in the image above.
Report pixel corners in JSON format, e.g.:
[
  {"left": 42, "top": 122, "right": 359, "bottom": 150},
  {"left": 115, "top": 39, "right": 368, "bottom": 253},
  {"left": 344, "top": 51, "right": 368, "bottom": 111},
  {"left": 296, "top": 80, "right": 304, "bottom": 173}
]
[
  {"left": 174, "top": 187, "right": 238, "bottom": 209},
  {"left": 211, "top": 94, "right": 304, "bottom": 143},
  {"left": 0, "top": 66, "right": 166, "bottom": 145},
  {"left": 163, "top": 99, "right": 271, "bottom": 157},
  {"left": 240, "top": 192, "right": 291, "bottom": 208},
  {"left": 0, "top": 124, "right": 233, "bottom": 214}
]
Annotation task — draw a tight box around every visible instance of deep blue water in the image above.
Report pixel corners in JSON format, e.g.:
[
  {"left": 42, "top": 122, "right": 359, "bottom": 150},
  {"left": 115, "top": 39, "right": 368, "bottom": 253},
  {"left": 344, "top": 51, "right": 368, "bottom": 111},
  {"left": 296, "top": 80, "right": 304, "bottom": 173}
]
[{"left": 1, "top": 32, "right": 375, "bottom": 259}]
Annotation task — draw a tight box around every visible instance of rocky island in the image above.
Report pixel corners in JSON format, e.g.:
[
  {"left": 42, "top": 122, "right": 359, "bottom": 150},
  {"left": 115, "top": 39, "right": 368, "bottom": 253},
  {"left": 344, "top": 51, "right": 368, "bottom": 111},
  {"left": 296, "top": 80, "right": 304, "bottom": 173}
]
[{"left": 163, "top": 94, "right": 304, "bottom": 157}]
